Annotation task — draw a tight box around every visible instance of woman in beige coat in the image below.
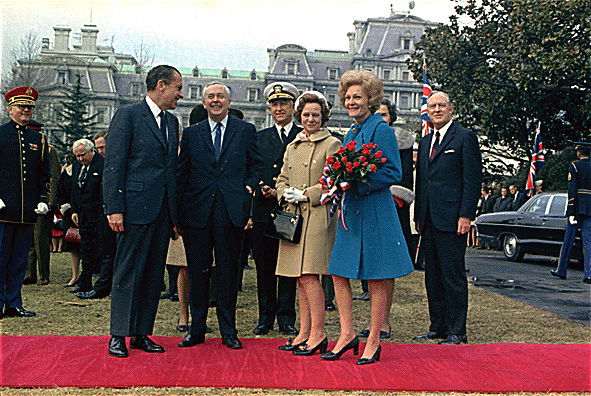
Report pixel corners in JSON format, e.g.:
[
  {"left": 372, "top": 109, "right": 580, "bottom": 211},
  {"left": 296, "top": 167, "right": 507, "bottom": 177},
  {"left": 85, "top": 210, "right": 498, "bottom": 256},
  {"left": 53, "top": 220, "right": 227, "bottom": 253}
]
[{"left": 275, "top": 91, "right": 341, "bottom": 355}]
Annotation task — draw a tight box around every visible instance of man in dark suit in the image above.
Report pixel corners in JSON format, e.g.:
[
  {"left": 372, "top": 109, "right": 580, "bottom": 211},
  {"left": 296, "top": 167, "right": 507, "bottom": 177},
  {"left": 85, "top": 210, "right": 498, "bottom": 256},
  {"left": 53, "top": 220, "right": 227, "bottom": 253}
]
[
  {"left": 0, "top": 86, "right": 50, "bottom": 319},
  {"left": 70, "top": 139, "right": 105, "bottom": 293},
  {"left": 77, "top": 131, "right": 116, "bottom": 300},
  {"left": 493, "top": 187, "right": 513, "bottom": 212},
  {"left": 477, "top": 187, "right": 495, "bottom": 216},
  {"left": 103, "top": 65, "right": 183, "bottom": 358},
  {"left": 251, "top": 82, "right": 300, "bottom": 336},
  {"left": 177, "top": 82, "right": 263, "bottom": 350},
  {"left": 414, "top": 91, "right": 481, "bottom": 345},
  {"left": 509, "top": 184, "right": 528, "bottom": 211}
]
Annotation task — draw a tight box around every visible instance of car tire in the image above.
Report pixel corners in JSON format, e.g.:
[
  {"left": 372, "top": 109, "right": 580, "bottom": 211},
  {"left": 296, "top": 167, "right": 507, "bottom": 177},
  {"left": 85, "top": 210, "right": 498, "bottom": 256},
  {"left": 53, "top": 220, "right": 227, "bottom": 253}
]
[{"left": 502, "top": 234, "right": 525, "bottom": 261}]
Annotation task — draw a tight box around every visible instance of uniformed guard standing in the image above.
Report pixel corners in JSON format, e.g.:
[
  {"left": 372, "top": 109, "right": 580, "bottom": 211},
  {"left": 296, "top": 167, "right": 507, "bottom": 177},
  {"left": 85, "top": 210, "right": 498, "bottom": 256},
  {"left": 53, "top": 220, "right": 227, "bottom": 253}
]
[
  {"left": 0, "top": 86, "right": 50, "bottom": 318},
  {"left": 250, "top": 82, "right": 301, "bottom": 336},
  {"left": 560, "top": 144, "right": 591, "bottom": 283}
]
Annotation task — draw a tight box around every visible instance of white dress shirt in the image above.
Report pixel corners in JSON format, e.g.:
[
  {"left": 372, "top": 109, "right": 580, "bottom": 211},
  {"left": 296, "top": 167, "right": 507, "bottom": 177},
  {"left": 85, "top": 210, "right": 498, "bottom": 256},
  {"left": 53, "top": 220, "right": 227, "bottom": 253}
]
[
  {"left": 209, "top": 115, "right": 229, "bottom": 147},
  {"left": 275, "top": 121, "right": 294, "bottom": 142},
  {"left": 429, "top": 119, "right": 453, "bottom": 154}
]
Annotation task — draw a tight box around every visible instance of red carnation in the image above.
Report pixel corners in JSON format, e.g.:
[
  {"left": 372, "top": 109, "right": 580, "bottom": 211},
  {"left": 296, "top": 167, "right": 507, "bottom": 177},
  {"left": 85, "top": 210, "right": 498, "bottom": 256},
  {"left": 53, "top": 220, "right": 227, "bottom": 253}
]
[
  {"left": 362, "top": 161, "right": 369, "bottom": 166},
  {"left": 341, "top": 156, "right": 347, "bottom": 162},
  {"left": 345, "top": 162, "right": 352, "bottom": 168},
  {"left": 333, "top": 161, "right": 341, "bottom": 170},
  {"left": 370, "top": 164, "right": 377, "bottom": 172},
  {"left": 359, "top": 156, "right": 366, "bottom": 162},
  {"left": 374, "top": 150, "right": 383, "bottom": 158},
  {"left": 362, "top": 149, "right": 370, "bottom": 156},
  {"left": 346, "top": 141, "right": 357, "bottom": 151},
  {"left": 353, "top": 161, "right": 360, "bottom": 168},
  {"left": 381, "top": 158, "right": 387, "bottom": 163},
  {"left": 326, "top": 156, "right": 335, "bottom": 164},
  {"left": 337, "top": 147, "right": 346, "bottom": 154},
  {"left": 346, "top": 168, "right": 353, "bottom": 173}
]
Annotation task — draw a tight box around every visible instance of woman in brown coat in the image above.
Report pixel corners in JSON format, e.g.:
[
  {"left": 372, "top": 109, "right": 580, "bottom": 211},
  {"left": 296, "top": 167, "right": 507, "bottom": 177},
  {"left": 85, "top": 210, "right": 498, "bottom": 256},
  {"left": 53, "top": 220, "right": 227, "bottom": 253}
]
[{"left": 275, "top": 91, "right": 341, "bottom": 355}]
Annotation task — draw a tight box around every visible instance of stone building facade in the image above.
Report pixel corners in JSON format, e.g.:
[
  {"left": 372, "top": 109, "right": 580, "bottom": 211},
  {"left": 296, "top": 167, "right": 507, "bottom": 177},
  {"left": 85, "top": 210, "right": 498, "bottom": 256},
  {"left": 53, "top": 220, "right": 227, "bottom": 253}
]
[{"left": 8, "top": 12, "right": 436, "bottom": 146}]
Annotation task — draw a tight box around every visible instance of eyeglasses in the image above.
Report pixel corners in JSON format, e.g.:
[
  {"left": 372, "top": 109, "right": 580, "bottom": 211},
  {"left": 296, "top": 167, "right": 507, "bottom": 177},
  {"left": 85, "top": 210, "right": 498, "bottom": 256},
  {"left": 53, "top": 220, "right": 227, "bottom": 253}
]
[{"left": 16, "top": 105, "right": 35, "bottom": 110}]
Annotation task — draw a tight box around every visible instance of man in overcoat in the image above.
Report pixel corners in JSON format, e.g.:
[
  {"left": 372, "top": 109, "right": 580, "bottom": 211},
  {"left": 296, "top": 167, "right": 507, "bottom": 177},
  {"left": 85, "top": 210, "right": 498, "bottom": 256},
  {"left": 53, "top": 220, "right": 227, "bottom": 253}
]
[
  {"left": 251, "top": 82, "right": 301, "bottom": 336},
  {"left": 0, "top": 86, "right": 50, "bottom": 319},
  {"left": 177, "top": 82, "right": 263, "bottom": 350},
  {"left": 103, "top": 65, "right": 183, "bottom": 357},
  {"left": 414, "top": 91, "right": 481, "bottom": 344}
]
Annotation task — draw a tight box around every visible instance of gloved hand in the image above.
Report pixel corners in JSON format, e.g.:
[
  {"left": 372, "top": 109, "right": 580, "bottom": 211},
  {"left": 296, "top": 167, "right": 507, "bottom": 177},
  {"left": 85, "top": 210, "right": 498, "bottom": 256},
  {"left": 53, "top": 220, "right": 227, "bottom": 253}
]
[
  {"left": 60, "top": 203, "right": 71, "bottom": 215},
  {"left": 568, "top": 216, "right": 577, "bottom": 225},
  {"left": 34, "top": 202, "right": 49, "bottom": 215},
  {"left": 0, "top": 199, "right": 5, "bottom": 210},
  {"left": 284, "top": 187, "right": 308, "bottom": 203}
]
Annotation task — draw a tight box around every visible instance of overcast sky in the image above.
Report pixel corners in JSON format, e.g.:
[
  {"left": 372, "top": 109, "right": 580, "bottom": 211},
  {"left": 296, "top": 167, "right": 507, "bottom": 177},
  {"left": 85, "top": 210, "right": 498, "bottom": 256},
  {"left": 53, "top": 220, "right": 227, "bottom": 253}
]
[{"left": 0, "top": 0, "right": 455, "bottom": 76}]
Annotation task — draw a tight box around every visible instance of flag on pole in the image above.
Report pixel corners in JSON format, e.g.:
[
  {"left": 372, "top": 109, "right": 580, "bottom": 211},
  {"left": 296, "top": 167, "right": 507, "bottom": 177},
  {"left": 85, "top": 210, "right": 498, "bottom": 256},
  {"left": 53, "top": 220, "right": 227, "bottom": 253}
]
[
  {"left": 525, "top": 122, "right": 545, "bottom": 190},
  {"left": 420, "top": 60, "right": 433, "bottom": 137}
]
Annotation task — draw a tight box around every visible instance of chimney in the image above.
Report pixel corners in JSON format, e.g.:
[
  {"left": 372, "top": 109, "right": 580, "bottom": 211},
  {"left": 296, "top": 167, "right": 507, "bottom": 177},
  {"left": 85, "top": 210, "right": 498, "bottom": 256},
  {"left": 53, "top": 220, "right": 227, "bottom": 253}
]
[
  {"left": 80, "top": 24, "right": 99, "bottom": 53},
  {"left": 347, "top": 32, "right": 356, "bottom": 54},
  {"left": 53, "top": 26, "right": 71, "bottom": 51},
  {"left": 42, "top": 38, "right": 50, "bottom": 50}
]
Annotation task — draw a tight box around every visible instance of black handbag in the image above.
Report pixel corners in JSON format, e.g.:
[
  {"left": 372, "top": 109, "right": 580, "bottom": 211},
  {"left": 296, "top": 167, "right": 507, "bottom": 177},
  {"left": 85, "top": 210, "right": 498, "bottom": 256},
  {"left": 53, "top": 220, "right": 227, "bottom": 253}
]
[{"left": 264, "top": 202, "right": 303, "bottom": 244}]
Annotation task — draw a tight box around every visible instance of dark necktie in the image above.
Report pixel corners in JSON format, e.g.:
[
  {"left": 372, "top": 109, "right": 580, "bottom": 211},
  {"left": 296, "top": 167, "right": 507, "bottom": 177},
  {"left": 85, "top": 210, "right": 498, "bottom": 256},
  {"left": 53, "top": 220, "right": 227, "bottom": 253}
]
[
  {"left": 280, "top": 127, "right": 286, "bottom": 144},
  {"left": 78, "top": 166, "right": 87, "bottom": 188},
  {"left": 430, "top": 131, "right": 441, "bottom": 160},
  {"left": 158, "top": 111, "right": 168, "bottom": 142},
  {"left": 213, "top": 122, "right": 222, "bottom": 160}
]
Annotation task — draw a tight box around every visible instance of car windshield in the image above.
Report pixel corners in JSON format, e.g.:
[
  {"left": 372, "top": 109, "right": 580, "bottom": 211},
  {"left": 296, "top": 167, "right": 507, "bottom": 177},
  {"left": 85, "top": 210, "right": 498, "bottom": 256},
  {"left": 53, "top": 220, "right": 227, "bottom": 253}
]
[
  {"left": 525, "top": 195, "right": 551, "bottom": 214},
  {"left": 548, "top": 195, "right": 567, "bottom": 216}
]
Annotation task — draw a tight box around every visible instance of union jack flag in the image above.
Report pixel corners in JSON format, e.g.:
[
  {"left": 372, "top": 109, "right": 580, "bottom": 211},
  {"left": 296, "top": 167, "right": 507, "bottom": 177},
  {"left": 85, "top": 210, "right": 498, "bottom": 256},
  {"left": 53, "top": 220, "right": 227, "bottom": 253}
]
[
  {"left": 526, "top": 122, "right": 545, "bottom": 190},
  {"left": 421, "top": 60, "right": 433, "bottom": 137}
]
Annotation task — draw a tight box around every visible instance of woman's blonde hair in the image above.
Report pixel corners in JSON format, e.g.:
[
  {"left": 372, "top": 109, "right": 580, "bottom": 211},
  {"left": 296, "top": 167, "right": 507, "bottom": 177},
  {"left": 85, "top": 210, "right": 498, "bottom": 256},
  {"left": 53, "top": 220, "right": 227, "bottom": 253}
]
[{"left": 338, "top": 70, "right": 384, "bottom": 113}]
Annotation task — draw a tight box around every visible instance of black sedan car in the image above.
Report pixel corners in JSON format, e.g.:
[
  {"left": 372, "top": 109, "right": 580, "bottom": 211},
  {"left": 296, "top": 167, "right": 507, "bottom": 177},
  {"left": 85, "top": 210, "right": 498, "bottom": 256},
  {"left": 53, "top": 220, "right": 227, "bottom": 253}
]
[{"left": 475, "top": 192, "right": 583, "bottom": 262}]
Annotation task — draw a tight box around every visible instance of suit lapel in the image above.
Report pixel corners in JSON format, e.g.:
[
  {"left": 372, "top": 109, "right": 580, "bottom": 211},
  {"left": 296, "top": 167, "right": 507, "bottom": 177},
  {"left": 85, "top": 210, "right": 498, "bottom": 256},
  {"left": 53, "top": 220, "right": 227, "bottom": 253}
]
[
  {"left": 200, "top": 120, "right": 215, "bottom": 155},
  {"left": 219, "top": 116, "right": 236, "bottom": 158},
  {"left": 140, "top": 101, "right": 166, "bottom": 148},
  {"left": 431, "top": 123, "right": 456, "bottom": 162},
  {"left": 269, "top": 127, "right": 284, "bottom": 153}
]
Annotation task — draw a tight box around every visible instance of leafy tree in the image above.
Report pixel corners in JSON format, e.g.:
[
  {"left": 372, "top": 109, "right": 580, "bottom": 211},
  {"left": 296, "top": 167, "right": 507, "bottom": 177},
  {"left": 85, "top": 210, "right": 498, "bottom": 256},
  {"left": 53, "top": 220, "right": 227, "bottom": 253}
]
[
  {"left": 54, "top": 74, "right": 100, "bottom": 156},
  {"left": 409, "top": 0, "right": 590, "bottom": 178}
]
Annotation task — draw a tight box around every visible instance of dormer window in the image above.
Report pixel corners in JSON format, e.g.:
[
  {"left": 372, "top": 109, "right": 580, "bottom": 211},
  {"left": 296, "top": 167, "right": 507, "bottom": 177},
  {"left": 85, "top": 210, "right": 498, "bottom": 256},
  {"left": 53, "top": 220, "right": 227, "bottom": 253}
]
[
  {"left": 221, "top": 68, "right": 229, "bottom": 79},
  {"left": 327, "top": 68, "right": 338, "bottom": 80},
  {"left": 192, "top": 66, "right": 200, "bottom": 77},
  {"left": 250, "top": 70, "right": 257, "bottom": 80},
  {"left": 58, "top": 71, "right": 67, "bottom": 84},
  {"left": 286, "top": 62, "right": 296, "bottom": 75}
]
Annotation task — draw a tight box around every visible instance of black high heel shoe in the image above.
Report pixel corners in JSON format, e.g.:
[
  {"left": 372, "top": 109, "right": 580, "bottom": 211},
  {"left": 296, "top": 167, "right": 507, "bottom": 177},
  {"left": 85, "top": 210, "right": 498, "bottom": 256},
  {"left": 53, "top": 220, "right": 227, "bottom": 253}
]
[
  {"left": 356, "top": 345, "right": 381, "bottom": 365},
  {"left": 278, "top": 338, "right": 308, "bottom": 351},
  {"left": 292, "top": 337, "right": 328, "bottom": 356},
  {"left": 320, "top": 336, "right": 359, "bottom": 360}
]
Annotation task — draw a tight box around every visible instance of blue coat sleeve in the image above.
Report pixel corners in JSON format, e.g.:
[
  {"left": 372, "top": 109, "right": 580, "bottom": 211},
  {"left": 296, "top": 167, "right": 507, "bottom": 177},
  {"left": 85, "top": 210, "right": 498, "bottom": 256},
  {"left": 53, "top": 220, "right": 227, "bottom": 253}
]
[
  {"left": 102, "top": 106, "right": 132, "bottom": 215},
  {"left": 356, "top": 122, "right": 402, "bottom": 196}
]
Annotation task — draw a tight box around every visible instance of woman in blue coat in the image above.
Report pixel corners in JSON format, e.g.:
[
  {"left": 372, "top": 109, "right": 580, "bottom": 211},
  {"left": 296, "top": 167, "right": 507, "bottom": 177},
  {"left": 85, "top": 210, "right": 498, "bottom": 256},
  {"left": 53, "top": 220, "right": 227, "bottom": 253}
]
[{"left": 322, "top": 70, "right": 413, "bottom": 365}]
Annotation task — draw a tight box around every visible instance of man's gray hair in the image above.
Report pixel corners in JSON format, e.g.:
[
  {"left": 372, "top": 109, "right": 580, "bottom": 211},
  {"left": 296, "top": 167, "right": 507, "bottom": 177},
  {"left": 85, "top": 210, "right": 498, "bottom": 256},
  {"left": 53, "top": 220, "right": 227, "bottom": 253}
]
[
  {"left": 203, "top": 82, "right": 232, "bottom": 100},
  {"left": 72, "top": 138, "right": 94, "bottom": 153},
  {"left": 428, "top": 91, "right": 452, "bottom": 104}
]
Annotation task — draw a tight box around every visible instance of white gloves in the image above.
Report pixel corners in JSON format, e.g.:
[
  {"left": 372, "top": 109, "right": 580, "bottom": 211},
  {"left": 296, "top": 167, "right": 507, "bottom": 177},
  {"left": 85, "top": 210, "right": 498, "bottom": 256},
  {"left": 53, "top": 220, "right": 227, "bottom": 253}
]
[
  {"left": 568, "top": 216, "right": 577, "bottom": 225},
  {"left": 0, "top": 199, "right": 5, "bottom": 210},
  {"left": 34, "top": 202, "right": 49, "bottom": 215},
  {"left": 283, "top": 187, "right": 308, "bottom": 203}
]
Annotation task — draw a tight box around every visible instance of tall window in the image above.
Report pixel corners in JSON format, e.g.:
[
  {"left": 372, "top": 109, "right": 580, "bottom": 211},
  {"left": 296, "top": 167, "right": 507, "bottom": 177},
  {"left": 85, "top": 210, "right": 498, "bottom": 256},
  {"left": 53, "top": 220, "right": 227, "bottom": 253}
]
[
  {"left": 58, "top": 71, "right": 67, "bottom": 84},
  {"left": 328, "top": 68, "right": 338, "bottom": 80},
  {"left": 95, "top": 107, "right": 109, "bottom": 124},
  {"left": 189, "top": 85, "right": 201, "bottom": 100},
  {"left": 221, "top": 69, "right": 228, "bottom": 79},
  {"left": 247, "top": 88, "right": 259, "bottom": 102},
  {"left": 250, "top": 71, "right": 257, "bottom": 80},
  {"left": 286, "top": 62, "right": 296, "bottom": 75},
  {"left": 403, "top": 38, "right": 411, "bottom": 50},
  {"left": 131, "top": 82, "right": 141, "bottom": 96},
  {"left": 383, "top": 70, "right": 391, "bottom": 80},
  {"left": 399, "top": 93, "right": 410, "bottom": 109}
]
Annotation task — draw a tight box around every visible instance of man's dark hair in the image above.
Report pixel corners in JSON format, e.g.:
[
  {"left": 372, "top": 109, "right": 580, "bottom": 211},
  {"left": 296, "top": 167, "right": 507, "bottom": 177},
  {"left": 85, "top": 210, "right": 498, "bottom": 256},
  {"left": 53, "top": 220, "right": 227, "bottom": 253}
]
[
  {"left": 576, "top": 145, "right": 590, "bottom": 157},
  {"left": 92, "top": 130, "right": 108, "bottom": 141},
  {"left": 380, "top": 99, "right": 397, "bottom": 125},
  {"left": 146, "top": 65, "right": 181, "bottom": 91}
]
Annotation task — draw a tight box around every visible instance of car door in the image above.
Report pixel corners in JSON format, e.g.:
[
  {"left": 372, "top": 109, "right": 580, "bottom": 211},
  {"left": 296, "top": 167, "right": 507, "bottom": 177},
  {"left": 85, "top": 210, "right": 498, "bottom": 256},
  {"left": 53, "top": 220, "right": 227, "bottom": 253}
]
[{"left": 514, "top": 194, "right": 551, "bottom": 242}]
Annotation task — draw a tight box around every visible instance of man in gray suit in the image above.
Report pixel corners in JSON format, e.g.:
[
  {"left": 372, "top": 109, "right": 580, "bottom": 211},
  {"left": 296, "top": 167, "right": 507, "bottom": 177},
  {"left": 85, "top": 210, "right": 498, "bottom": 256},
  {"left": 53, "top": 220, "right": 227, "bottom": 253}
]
[{"left": 103, "top": 65, "right": 183, "bottom": 358}]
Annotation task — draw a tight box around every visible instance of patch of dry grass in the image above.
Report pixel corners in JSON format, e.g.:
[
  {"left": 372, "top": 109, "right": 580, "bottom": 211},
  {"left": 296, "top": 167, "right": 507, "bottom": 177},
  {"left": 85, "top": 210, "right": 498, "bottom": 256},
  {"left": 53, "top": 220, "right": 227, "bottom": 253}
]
[{"left": 1, "top": 253, "right": 589, "bottom": 395}]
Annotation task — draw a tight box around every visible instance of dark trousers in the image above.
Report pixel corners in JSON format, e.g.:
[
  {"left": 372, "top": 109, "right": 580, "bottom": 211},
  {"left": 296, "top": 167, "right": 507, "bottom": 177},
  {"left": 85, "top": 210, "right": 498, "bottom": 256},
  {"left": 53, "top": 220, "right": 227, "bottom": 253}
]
[
  {"left": 109, "top": 200, "right": 171, "bottom": 337},
  {"left": 322, "top": 274, "right": 335, "bottom": 302},
  {"left": 91, "top": 216, "right": 116, "bottom": 296},
  {"left": 183, "top": 194, "right": 241, "bottom": 338},
  {"left": 422, "top": 215, "right": 468, "bottom": 336},
  {"left": 26, "top": 214, "right": 52, "bottom": 281},
  {"left": 78, "top": 216, "right": 100, "bottom": 292},
  {"left": 0, "top": 222, "right": 34, "bottom": 310},
  {"left": 252, "top": 222, "right": 296, "bottom": 328}
]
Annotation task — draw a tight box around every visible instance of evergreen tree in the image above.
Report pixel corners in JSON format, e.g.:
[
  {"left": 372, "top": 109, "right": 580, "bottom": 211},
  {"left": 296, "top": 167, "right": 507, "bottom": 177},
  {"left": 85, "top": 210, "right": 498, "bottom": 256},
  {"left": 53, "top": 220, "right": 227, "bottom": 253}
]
[{"left": 55, "top": 73, "right": 100, "bottom": 156}]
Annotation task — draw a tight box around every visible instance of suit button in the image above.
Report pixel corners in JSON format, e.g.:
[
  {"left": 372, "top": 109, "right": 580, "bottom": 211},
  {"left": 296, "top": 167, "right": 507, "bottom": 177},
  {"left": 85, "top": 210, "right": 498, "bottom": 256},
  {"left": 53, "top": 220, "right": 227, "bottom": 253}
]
[
  {"left": 303, "top": 206, "right": 307, "bottom": 210},
  {"left": 273, "top": 164, "right": 277, "bottom": 168},
  {"left": 355, "top": 210, "right": 360, "bottom": 215}
]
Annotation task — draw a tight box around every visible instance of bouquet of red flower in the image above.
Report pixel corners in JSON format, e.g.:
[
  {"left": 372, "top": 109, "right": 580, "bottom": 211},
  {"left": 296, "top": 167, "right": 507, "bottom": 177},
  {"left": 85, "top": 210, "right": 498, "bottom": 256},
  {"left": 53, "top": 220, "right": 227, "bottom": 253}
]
[{"left": 318, "top": 140, "right": 387, "bottom": 229}]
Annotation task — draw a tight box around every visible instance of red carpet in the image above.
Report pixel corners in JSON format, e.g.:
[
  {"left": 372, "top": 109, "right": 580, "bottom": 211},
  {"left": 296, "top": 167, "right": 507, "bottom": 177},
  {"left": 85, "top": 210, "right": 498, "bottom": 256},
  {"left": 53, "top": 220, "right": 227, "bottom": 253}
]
[{"left": 1, "top": 335, "right": 589, "bottom": 392}]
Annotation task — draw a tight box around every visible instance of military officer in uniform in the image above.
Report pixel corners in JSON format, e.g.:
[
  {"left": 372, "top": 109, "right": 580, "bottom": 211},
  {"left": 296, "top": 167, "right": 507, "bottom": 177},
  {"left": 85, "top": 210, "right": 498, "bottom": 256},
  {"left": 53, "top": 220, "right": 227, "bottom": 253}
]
[
  {"left": 251, "top": 82, "right": 301, "bottom": 336},
  {"left": 0, "top": 86, "right": 50, "bottom": 318},
  {"left": 553, "top": 143, "right": 591, "bottom": 283}
]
